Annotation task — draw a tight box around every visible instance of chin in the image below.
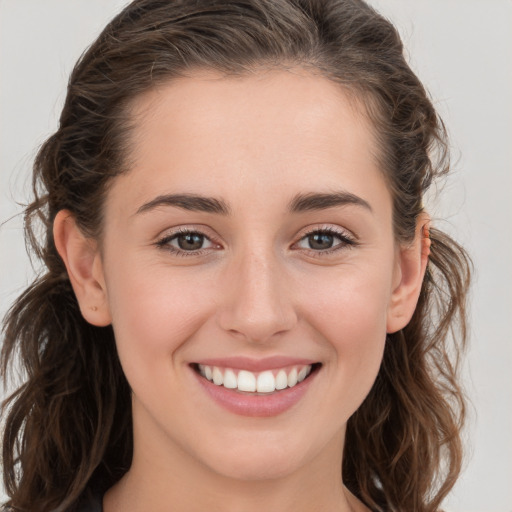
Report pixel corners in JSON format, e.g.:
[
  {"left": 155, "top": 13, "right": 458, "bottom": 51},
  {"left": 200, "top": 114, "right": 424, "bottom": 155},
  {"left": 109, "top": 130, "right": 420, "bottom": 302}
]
[
  {"left": 210, "top": 456, "right": 300, "bottom": 482},
  {"left": 198, "top": 433, "right": 307, "bottom": 482}
]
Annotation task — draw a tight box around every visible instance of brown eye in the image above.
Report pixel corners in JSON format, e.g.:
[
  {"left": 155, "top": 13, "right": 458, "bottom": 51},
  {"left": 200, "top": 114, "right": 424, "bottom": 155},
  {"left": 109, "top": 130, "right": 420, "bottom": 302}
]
[
  {"left": 175, "top": 233, "right": 205, "bottom": 251},
  {"left": 157, "top": 230, "right": 215, "bottom": 254},
  {"left": 307, "top": 233, "right": 335, "bottom": 250},
  {"left": 295, "top": 228, "right": 356, "bottom": 253}
]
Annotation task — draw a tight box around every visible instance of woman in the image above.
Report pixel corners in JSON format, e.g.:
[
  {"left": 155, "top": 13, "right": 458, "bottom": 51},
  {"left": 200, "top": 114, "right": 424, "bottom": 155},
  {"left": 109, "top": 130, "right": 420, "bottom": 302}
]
[{"left": 0, "top": 1, "right": 471, "bottom": 511}]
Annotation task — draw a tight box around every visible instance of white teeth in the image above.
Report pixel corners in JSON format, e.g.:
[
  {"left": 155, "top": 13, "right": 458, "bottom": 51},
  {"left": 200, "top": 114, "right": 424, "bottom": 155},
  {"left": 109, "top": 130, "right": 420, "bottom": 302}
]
[
  {"left": 237, "top": 370, "right": 256, "bottom": 392},
  {"left": 297, "top": 366, "right": 308, "bottom": 382},
  {"left": 256, "top": 370, "right": 276, "bottom": 393},
  {"left": 223, "top": 369, "right": 237, "bottom": 389},
  {"left": 197, "top": 364, "right": 314, "bottom": 393},
  {"left": 212, "top": 367, "right": 224, "bottom": 386},
  {"left": 287, "top": 367, "right": 298, "bottom": 387},
  {"left": 275, "top": 369, "right": 288, "bottom": 390}
]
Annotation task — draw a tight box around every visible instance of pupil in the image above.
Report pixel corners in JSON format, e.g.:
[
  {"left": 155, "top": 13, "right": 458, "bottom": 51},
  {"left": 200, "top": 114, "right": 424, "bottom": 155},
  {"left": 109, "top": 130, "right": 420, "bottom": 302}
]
[
  {"left": 178, "top": 233, "right": 204, "bottom": 250},
  {"left": 309, "top": 233, "right": 334, "bottom": 250}
]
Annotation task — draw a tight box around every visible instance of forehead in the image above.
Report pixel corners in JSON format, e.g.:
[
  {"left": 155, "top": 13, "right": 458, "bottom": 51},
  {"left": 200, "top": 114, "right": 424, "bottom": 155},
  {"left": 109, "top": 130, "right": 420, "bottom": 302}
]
[{"left": 113, "top": 68, "right": 389, "bottom": 215}]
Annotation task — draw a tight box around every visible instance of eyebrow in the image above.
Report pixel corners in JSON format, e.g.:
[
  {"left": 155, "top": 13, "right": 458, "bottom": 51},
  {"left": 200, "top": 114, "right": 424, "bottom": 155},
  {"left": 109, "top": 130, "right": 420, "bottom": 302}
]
[
  {"left": 136, "top": 193, "right": 231, "bottom": 215},
  {"left": 288, "top": 191, "right": 372, "bottom": 213},
  {"left": 135, "top": 190, "right": 372, "bottom": 216}
]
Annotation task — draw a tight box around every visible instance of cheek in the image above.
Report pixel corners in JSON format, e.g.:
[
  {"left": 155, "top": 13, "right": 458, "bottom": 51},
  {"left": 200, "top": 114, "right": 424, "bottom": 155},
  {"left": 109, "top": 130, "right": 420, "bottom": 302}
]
[
  {"left": 104, "top": 258, "right": 215, "bottom": 371},
  {"left": 299, "top": 265, "right": 391, "bottom": 391},
  {"left": 304, "top": 265, "right": 390, "bottom": 337}
]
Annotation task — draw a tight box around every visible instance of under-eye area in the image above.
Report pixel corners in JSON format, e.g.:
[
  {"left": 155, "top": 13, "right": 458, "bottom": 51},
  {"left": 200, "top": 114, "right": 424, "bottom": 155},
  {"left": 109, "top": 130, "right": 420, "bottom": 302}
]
[{"left": 191, "top": 363, "right": 322, "bottom": 395}]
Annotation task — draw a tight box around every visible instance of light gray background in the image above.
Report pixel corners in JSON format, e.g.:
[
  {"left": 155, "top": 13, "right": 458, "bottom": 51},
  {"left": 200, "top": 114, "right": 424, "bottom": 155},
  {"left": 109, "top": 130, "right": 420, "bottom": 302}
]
[{"left": 1, "top": 1, "right": 511, "bottom": 511}]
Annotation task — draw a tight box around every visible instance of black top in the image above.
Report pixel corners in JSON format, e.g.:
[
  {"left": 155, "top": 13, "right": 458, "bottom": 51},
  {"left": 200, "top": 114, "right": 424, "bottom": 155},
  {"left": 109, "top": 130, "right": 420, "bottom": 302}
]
[{"left": 74, "top": 488, "right": 103, "bottom": 512}]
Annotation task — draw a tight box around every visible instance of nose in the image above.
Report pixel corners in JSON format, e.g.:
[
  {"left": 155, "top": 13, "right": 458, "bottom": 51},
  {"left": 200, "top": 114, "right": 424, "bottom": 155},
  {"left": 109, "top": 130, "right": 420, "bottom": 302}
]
[{"left": 216, "top": 248, "right": 297, "bottom": 343}]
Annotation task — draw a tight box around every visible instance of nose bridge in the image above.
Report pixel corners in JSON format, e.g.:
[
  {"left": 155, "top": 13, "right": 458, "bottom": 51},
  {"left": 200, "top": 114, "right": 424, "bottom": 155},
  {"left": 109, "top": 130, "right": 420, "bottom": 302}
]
[{"left": 218, "top": 243, "right": 296, "bottom": 342}]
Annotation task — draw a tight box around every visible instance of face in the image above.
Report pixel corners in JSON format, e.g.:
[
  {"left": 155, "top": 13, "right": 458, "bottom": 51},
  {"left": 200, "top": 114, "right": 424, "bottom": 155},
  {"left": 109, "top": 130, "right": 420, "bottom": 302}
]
[{"left": 91, "top": 69, "right": 408, "bottom": 482}]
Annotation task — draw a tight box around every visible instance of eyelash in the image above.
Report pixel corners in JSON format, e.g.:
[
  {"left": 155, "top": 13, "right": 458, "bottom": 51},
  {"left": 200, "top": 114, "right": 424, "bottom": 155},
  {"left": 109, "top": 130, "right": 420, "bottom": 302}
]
[
  {"left": 155, "top": 228, "right": 219, "bottom": 257},
  {"left": 155, "top": 226, "right": 358, "bottom": 257},
  {"left": 295, "top": 226, "right": 358, "bottom": 256}
]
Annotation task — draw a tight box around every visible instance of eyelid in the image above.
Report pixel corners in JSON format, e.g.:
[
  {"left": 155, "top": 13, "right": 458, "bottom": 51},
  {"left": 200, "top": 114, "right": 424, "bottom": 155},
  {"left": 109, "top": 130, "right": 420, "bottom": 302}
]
[
  {"left": 153, "top": 223, "right": 358, "bottom": 258},
  {"left": 292, "top": 224, "right": 359, "bottom": 254},
  {"left": 155, "top": 225, "right": 223, "bottom": 256}
]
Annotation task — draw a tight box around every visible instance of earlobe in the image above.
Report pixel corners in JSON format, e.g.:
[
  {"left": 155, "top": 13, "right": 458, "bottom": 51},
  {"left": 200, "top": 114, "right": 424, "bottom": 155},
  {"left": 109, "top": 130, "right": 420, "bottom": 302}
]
[
  {"left": 386, "top": 214, "right": 431, "bottom": 333},
  {"left": 53, "top": 210, "right": 112, "bottom": 326}
]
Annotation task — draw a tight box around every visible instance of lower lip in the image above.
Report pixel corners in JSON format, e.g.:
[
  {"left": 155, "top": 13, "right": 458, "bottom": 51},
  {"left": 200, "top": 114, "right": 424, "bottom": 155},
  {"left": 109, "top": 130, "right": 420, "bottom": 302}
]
[{"left": 192, "top": 366, "right": 319, "bottom": 417}]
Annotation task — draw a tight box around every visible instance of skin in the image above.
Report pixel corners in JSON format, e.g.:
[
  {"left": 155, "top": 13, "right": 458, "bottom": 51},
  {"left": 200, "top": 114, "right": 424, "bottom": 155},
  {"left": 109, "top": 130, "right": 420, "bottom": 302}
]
[{"left": 54, "top": 69, "right": 429, "bottom": 512}]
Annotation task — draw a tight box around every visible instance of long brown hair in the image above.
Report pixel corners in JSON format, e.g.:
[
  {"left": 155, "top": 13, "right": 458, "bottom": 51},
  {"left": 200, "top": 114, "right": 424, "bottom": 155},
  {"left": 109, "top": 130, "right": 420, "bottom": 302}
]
[{"left": 1, "top": 1, "right": 471, "bottom": 511}]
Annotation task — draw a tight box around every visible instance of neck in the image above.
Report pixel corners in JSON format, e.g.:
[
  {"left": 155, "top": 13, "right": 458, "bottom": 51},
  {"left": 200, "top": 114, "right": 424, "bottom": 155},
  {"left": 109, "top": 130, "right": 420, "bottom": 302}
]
[
  {"left": 104, "top": 437, "right": 364, "bottom": 512},
  {"left": 103, "top": 403, "right": 367, "bottom": 512}
]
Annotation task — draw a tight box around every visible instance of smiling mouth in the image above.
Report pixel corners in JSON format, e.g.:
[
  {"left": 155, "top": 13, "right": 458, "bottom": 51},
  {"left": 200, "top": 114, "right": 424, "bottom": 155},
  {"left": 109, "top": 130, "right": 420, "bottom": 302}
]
[{"left": 191, "top": 363, "right": 322, "bottom": 395}]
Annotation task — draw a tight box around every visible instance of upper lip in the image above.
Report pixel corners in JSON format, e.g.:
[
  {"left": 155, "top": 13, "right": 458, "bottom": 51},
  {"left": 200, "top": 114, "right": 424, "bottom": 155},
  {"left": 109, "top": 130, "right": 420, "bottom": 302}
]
[{"left": 192, "top": 356, "right": 318, "bottom": 372}]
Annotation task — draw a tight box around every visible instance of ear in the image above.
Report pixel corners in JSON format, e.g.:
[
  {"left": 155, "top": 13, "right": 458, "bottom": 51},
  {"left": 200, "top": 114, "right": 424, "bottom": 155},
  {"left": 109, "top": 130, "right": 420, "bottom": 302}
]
[
  {"left": 386, "top": 214, "right": 431, "bottom": 333},
  {"left": 53, "top": 210, "right": 112, "bottom": 326}
]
